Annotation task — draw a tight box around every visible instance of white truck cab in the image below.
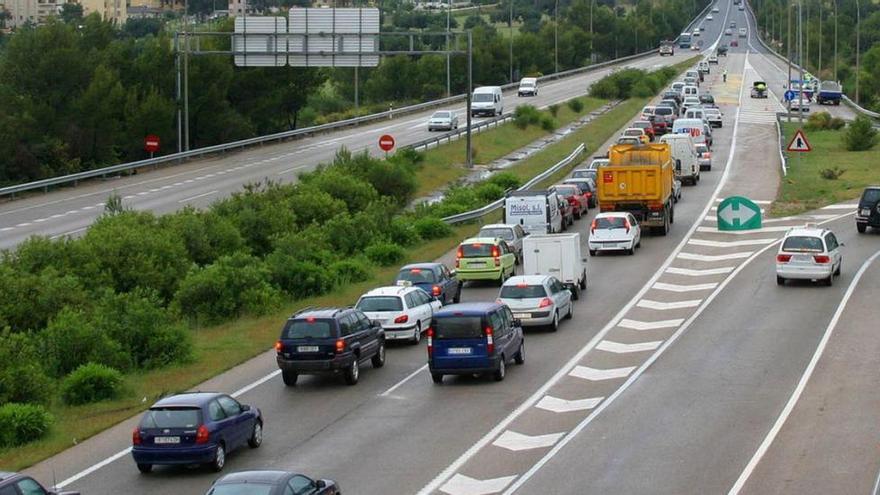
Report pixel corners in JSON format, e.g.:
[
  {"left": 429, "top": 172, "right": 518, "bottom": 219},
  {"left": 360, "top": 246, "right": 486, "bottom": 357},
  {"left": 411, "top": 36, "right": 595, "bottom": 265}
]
[
  {"left": 472, "top": 86, "right": 504, "bottom": 117},
  {"left": 518, "top": 77, "right": 538, "bottom": 97},
  {"left": 503, "top": 190, "right": 563, "bottom": 235}
]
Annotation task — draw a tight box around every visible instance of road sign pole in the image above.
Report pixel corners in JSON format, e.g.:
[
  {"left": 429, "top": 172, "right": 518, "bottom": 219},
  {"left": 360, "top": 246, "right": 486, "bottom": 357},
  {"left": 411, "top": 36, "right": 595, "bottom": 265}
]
[{"left": 466, "top": 30, "right": 473, "bottom": 169}]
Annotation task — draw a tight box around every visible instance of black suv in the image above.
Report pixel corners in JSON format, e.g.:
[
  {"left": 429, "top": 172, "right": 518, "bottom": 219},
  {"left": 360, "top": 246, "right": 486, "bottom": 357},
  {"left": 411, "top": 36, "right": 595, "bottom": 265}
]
[
  {"left": 856, "top": 186, "right": 880, "bottom": 233},
  {"left": 275, "top": 308, "right": 386, "bottom": 386},
  {"left": 0, "top": 472, "right": 79, "bottom": 495}
]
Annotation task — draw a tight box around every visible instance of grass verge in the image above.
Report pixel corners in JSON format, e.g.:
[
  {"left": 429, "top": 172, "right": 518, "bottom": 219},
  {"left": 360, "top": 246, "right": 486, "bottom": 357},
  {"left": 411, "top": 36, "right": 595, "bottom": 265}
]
[
  {"left": 415, "top": 97, "right": 606, "bottom": 197},
  {"left": 770, "top": 123, "right": 879, "bottom": 217}
]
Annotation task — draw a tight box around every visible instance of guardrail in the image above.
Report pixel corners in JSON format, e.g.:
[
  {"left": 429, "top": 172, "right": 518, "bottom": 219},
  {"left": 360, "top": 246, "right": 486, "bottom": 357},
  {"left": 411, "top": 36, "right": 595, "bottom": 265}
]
[
  {"left": 405, "top": 112, "right": 513, "bottom": 152},
  {"left": 0, "top": 7, "right": 712, "bottom": 201},
  {"left": 440, "top": 143, "right": 586, "bottom": 225},
  {"left": 745, "top": 0, "right": 878, "bottom": 121}
]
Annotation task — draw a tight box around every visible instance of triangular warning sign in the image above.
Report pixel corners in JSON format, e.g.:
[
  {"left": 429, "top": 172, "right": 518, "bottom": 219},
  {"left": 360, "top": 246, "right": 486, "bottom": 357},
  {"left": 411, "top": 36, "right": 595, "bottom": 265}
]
[{"left": 787, "top": 129, "right": 812, "bottom": 152}]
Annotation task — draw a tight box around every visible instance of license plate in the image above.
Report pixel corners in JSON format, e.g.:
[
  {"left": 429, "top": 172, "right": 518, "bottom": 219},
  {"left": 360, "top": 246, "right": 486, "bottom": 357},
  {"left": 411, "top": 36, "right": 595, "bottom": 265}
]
[
  {"left": 154, "top": 436, "right": 180, "bottom": 444},
  {"left": 514, "top": 313, "right": 531, "bottom": 319},
  {"left": 447, "top": 347, "right": 472, "bottom": 355},
  {"left": 297, "top": 345, "right": 319, "bottom": 352}
]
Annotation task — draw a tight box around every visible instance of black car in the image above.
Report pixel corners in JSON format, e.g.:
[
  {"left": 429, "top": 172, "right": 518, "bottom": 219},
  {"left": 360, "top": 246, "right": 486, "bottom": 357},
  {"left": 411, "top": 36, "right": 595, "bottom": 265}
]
[
  {"left": 717, "top": 44, "right": 728, "bottom": 56},
  {"left": 0, "top": 472, "right": 79, "bottom": 495},
  {"left": 395, "top": 263, "right": 462, "bottom": 304},
  {"left": 856, "top": 186, "right": 880, "bottom": 233},
  {"left": 276, "top": 308, "right": 386, "bottom": 386},
  {"left": 662, "top": 91, "right": 682, "bottom": 105},
  {"left": 205, "top": 470, "right": 339, "bottom": 495},
  {"left": 699, "top": 93, "right": 715, "bottom": 105}
]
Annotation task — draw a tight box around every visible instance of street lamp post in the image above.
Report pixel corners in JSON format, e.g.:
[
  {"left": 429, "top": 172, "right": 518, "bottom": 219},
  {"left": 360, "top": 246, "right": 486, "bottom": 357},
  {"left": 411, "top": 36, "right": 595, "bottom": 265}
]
[
  {"left": 509, "top": 0, "right": 513, "bottom": 83},
  {"left": 833, "top": 0, "right": 838, "bottom": 81},
  {"left": 554, "top": 0, "right": 558, "bottom": 74},
  {"left": 855, "top": 0, "right": 860, "bottom": 104},
  {"left": 787, "top": 2, "right": 792, "bottom": 122},
  {"left": 446, "top": 0, "right": 451, "bottom": 97},
  {"left": 798, "top": 0, "right": 803, "bottom": 126}
]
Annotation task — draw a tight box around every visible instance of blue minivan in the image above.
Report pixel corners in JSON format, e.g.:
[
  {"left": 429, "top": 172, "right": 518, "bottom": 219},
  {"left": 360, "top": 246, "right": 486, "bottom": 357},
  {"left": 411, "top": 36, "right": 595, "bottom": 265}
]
[{"left": 427, "top": 302, "right": 525, "bottom": 383}]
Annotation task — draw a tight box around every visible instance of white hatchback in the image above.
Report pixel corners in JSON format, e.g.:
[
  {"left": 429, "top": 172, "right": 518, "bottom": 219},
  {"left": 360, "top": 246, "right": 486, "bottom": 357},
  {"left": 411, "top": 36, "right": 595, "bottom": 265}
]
[
  {"left": 498, "top": 275, "right": 572, "bottom": 331},
  {"left": 776, "top": 225, "right": 843, "bottom": 286},
  {"left": 588, "top": 212, "right": 642, "bottom": 256},
  {"left": 356, "top": 286, "right": 442, "bottom": 343}
]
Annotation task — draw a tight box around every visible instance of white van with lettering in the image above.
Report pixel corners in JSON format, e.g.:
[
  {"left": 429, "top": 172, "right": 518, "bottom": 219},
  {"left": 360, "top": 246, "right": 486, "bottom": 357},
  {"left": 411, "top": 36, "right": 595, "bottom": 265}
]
[{"left": 503, "top": 190, "right": 563, "bottom": 235}]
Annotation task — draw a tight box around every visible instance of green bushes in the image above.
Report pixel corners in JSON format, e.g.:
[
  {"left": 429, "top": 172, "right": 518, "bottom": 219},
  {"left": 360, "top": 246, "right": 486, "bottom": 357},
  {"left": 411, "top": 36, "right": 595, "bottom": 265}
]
[
  {"left": 0, "top": 403, "right": 53, "bottom": 447},
  {"left": 567, "top": 98, "right": 584, "bottom": 113},
  {"left": 514, "top": 105, "right": 543, "bottom": 129},
  {"left": 0, "top": 329, "right": 53, "bottom": 406},
  {"left": 364, "top": 242, "right": 406, "bottom": 266},
  {"left": 844, "top": 116, "right": 879, "bottom": 151},
  {"left": 61, "top": 363, "right": 124, "bottom": 405},
  {"left": 413, "top": 217, "right": 454, "bottom": 239},
  {"left": 806, "top": 111, "right": 846, "bottom": 131},
  {"left": 590, "top": 66, "right": 682, "bottom": 100}
]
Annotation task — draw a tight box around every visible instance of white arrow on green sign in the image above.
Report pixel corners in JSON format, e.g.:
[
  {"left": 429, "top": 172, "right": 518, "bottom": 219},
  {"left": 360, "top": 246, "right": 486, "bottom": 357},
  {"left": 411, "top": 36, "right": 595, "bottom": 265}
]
[{"left": 717, "top": 196, "right": 762, "bottom": 231}]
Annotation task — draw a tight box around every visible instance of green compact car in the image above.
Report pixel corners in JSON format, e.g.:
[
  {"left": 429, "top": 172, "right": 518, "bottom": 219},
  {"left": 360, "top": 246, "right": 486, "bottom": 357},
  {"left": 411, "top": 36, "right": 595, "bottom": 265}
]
[{"left": 455, "top": 237, "right": 517, "bottom": 285}]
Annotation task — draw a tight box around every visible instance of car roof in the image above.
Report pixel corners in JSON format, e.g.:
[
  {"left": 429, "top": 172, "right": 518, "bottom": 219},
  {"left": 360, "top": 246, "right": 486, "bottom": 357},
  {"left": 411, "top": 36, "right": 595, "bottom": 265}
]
[
  {"left": 462, "top": 237, "right": 503, "bottom": 245},
  {"left": 435, "top": 302, "right": 501, "bottom": 317},
  {"left": 480, "top": 223, "right": 515, "bottom": 230},
  {"left": 152, "top": 392, "right": 223, "bottom": 408},
  {"left": 361, "top": 286, "right": 417, "bottom": 298},
  {"left": 785, "top": 225, "right": 829, "bottom": 238},
  {"left": 504, "top": 275, "right": 551, "bottom": 285},
  {"left": 0, "top": 472, "right": 22, "bottom": 484},
  {"left": 216, "top": 470, "right": 293, "bottom": 484},
  {"left": 595, "top": 211, "right": 631, "bottom": 218},
  {"left": 400, "top": 262, "right": 442, "bottom": 271},
  {"left": 292, "top": 307, "right": 348, "bottom": 319}
]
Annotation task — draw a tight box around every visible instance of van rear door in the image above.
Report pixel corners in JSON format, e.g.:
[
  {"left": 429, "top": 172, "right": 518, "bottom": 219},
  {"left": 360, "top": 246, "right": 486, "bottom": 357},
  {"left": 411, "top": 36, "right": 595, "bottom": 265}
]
[{"left": 431, "top": 315, "right": 489, "bottom": 369}]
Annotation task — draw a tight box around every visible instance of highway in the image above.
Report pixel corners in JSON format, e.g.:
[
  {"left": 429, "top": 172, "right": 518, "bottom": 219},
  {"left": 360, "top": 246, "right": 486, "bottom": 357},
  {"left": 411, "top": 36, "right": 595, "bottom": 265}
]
[
  {"left": 19, "top": 1, "right": 880, "bottom": 494},
  {"left": 0, "top": 49, "right": 695, "bottom": 251}
]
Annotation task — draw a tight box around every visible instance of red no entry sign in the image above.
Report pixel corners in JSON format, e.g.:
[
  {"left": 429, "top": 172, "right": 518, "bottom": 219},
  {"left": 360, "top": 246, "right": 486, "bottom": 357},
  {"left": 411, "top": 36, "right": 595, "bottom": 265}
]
[
  {"left": 378, "top": 134, "right": 395, "bottom": 152},
  {"left": 144, "top": 134, "right": 161, "bottom": 153}
]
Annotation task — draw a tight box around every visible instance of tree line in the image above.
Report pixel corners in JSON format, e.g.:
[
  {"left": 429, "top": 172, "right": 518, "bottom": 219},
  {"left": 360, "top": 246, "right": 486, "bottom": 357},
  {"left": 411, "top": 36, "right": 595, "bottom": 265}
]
[{"left": 0, "top": 0, "right": 705, "bottom": 185}]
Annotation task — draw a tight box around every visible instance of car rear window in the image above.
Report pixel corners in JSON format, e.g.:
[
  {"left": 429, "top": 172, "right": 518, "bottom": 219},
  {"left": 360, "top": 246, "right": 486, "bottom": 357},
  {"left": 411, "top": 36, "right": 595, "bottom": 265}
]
[
  {"left": 655, "top": 107, "right": 673, "bottom": 116},
  {"left": 459, "top": 243, "right": 496, "bottom": 258},
  {"left": 862, "top": 189, "right": 880, "bottom": 203},
  {"left": 500, "top": 284, "right": 547, "bottom": 298},
  {"left": 357, "top": 296, "right": 403, "bottom": 312},
  {"left": 432, "top": 111, "right": 450, "bottom": 118},
  {"left": 397, "top": 268, "right": 437, "bottom": 283},
  {"left": 208, "top": 485, "right": 274, "bottom": 495},
  {"left": 479, "top": 228, "right": 514, "bottom": 241},
  {"left": 433, "top": 316, "right": 484, "bottom": 339},
  {"left": 624, "top": 129, "right": 642, "bottom": 136},
  {"left": 782, "top": 236, "right": 824, "bottom": 252},
  {"left": 595, "top": 217, "right": 627, "bottom": 229},
  {"left": 282, "top": 319, "right": 333, "bottom": 339},
  {"left": 141, "top": 407, "right": 201, "bottom": 429},
  {"left": 554, "top": 186, "right": 579, "bottom": 197},
  {"left": 633, "top": 122, "right": 651, "bottom": 129}
]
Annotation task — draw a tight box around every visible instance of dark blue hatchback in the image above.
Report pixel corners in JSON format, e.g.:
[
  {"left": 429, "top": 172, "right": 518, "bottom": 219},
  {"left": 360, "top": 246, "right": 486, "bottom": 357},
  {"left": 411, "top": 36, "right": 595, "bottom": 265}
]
[
  {"left": 131, "top": 392, "right": 263, "bottom": 473},
  {"left": 427, "top": 302, "right": 525, "bottom": 383}
]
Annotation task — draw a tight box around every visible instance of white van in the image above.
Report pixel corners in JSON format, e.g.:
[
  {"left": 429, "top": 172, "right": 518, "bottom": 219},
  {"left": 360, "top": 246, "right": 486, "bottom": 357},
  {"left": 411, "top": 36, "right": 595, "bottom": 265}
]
[
  {"left": 682, "top": 85, "right": 699, "bottom": 99},
  {"left": 684, "top": 107, "right": 707, "bottom": 122},
  {"left": 472, "top": 86, "right": 504, "bottom": 117},
  {"left": 522, "top": 233, "right": 588, "bottom": 299},
  {"left": 661, "top": 132, "right": 701, "bottom": 185},
  {"left": 518, "top": 77, "right": 538, "bottom": 97},
  {"left": 503, "top": 190, "right": 563, "bottom": 235}
]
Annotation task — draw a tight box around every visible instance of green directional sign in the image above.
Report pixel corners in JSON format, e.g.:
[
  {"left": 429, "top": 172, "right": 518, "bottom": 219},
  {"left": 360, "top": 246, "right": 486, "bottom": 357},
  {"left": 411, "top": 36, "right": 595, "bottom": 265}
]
[{"left": 717, "top": 196, "right": 762, "bottom": 231}]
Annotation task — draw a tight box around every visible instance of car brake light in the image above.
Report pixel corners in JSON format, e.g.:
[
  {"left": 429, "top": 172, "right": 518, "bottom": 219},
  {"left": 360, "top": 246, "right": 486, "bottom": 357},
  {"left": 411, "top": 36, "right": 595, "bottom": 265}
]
[
  {"left": 586, "top": 192, "right": 593, "bottom": 198},
  {"left": 813, "top": 255, "right": 831, "bottom": 264},
  {"left": 539, "top": 297, "right": 553, "bottom": 308},
  {"left": 426, "top": 327, "right": 434, "bottom": 356},
  {"left": 335, "top": 338, "right": 346, "bottom": 353},
  {"left": 516, "top": 283, "right": 528, "bottom": 288},
  {"left": 274, "top": 340, "right": 284, "bottom": 353},
  {"left": 456, "top": 246, "right": 464, "bottom": 258},
  {"left": 394, "top": 314, "right": 409, "bottom": 324},
  {"left": 306, "top": 316, "right": 316, "bottom": 323},
  {"left": 590, "top": 219, "right": 598, "bottom": 234},
  {"left": 624, "top": 218, "right": 631, "bottom": 234},
  {"left": 432, "top": 285, "right": 441, "bottom": 297},
  {"left": 491, "top": 246, "right": 500, "bottom": 258},
  {"left": 132, "top": 427, "right": 142, "bottom": 446},
  {"left": 195, "top": 424, "right": 210, "bottom": 444},
  {"left": 410, "top": 268, "right": 422, "bottom": 273},
  {"left": 776, "top": 254, "right": 792, "bottom": 263},
  {"left": 485, "top": 326, "right": 494, "bottom": 354}
]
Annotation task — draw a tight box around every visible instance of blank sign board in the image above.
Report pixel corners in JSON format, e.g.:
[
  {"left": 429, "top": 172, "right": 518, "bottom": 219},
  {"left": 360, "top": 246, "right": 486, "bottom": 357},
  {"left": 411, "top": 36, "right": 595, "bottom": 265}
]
[
  {"left": 233, "top": 8, "right": 379, "bottom": 67},
  {"left": 233, "top": 17, "right": 287, "bottom": 67}
]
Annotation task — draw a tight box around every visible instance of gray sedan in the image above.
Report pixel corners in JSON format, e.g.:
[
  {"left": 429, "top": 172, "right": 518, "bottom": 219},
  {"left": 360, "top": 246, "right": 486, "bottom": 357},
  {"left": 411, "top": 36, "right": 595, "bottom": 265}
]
[{"left": 498, "top": 275, "right": 572, "bottom": 331}]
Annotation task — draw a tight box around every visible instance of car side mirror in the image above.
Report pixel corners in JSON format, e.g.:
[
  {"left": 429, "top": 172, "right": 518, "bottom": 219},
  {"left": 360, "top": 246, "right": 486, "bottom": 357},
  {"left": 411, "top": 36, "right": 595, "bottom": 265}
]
[
  {"left": 513, "top": 319, "right": 522, "bottom": 327},
  {"left": 316, "top": 480, "right": 327, "bottom": 489},
  {"left": 449, "top": 269, "right": 456, "bottom": 277},
  {"left": 241, "top": 404, "right": 251, "bottom": 412}
]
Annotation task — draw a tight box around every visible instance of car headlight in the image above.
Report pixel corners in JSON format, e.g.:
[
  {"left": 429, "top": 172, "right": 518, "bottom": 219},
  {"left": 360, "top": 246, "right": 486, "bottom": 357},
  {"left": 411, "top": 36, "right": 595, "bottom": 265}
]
[{"left": 861, "top": 208, "right": 871, "bottom": 216}]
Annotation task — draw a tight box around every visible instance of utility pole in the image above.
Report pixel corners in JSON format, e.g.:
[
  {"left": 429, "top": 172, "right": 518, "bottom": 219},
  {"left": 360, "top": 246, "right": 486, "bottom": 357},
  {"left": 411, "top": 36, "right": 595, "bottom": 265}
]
[
  {"left": 183, "top": 0, "right": 190, "bottom": 151},
  {"left": 798, "top": 0, "right": 803, "bottom": 126},
  {"left": 833, "top": 0, "right": 838, "bottom": 81},
  {"left": 589, "top": 0, "right": 593, "bottom": 58},
  {"left": 554, "top": 0, "right": 558, "bottom": 73},
  {"left": 509, "top": 0, "right": 513, "bottom": 83},
  {"left": 466, "top": 31, "right": 473, "bottom": 168},
  {"left": 787, "top": 2, "right": 792, "bottom": 123},
  {"left": 817, "top": 3, "right": 822, "bottom": 77},
  {"left": 855, "top": 0, "right": 860, "bottom": 104},
  {"left": 446, "top": 0, "right": 451, "bottom": 97},
  {"left": 176, "top": 34, "right": 182, "bottom": 153}
]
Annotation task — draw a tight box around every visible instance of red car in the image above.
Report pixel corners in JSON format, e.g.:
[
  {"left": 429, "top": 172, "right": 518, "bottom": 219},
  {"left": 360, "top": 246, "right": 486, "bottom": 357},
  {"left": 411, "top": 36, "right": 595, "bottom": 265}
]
[
  {"left": 553, "top": 184, "right": 587, "bottom": 220},
  {"left": 731, "top": 39, "right": 739, "bottom": 47}
]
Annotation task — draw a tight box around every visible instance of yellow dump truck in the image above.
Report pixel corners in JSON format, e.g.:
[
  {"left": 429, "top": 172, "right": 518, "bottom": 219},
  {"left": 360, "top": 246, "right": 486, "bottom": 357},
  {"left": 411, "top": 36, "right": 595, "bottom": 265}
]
[{"left": 597, "top": 143, "right": 675, "bottom": 235}]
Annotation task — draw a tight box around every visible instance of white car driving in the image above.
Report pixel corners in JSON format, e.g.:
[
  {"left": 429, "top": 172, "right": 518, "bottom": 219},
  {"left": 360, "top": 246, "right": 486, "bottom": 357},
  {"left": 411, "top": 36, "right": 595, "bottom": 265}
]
[
  {"left": 427, "top": 111, "right": 459, "bottom": 131},
  {"left": 776, "top": 225, "right": 843, "bottom": 286},
  {"left": 356, "top": 286, "right": 442, "bottom": 343},
  {"left": 588, "top": 212, "right": 642, "bottom": 256},
  {"left": 703, "top": 107, "right": 723, "bottom": 127},
  {"left": 498, "top": 275, "right": 572, "bottom": 331}
]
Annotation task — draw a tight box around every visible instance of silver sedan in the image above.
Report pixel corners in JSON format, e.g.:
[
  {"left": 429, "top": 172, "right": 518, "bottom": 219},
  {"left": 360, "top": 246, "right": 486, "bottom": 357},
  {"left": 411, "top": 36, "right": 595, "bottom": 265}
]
[
  {"left": 498, "top": 275, "right": 572, "bottom": 331},
  {"left": 427, "top": 111, "right": 459, "bottom": 131}
]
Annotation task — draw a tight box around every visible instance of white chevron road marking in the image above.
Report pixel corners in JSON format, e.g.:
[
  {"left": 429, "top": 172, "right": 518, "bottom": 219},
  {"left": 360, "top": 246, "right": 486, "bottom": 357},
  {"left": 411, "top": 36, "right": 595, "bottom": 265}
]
[
  {"left": 637, "top": 299, "right": 702, "bottom": 310},
  {"left": 535, "top": 395, "right": 603, "bottom": 413},
  {"left": 492, "top": 430, "right": 566, "bottom": 452},
  {"left": 666, "top": 266, "right": 735, "bottom": 276},
  {"left": 596, "top": 340, "right": 663, "bottom": 353},
  {"left": 653, "top": 282, "right": 719, "bottom": 292},
  {"left": 440, "top": 474, "right": 518, "bottom": 495},
  {"left": 569, "top": 365, "right": 635, "bottom": 381},
  {"left": 677, "top": 251, "right": 754, "bottom": 262},
  {"left": 618, "top": 318, "right": 684, "bottom": 330}
]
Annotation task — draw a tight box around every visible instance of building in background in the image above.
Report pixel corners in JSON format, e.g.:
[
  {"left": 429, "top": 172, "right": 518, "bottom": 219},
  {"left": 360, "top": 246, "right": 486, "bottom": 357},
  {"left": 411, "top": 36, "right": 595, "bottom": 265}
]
[
  {"left": 80, "top": 0, "right": 126, "bottom": 23},
  {"left": 5, "top": 0, "right": 67, "bottom": 27},
  {"left": 228, "top": 0, "right": 247, "bottom": 16}
]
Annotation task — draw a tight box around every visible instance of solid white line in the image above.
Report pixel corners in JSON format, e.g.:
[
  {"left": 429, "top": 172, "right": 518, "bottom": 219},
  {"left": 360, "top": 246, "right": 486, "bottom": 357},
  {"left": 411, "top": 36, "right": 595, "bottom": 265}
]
[
  {"left": 821, "top": 204, "right": 858, "bottom": 210},
  {"left": 714, "top": 199, "right": 772, "bottom": 204},
  {"left": 873, "top": 463, "right": 880, "bottom": 495},
  {"left": 231, "top": 369, "right": 281, "bottom": 397},
  {"left": 50, "top": 227, "right": 88, "bottom": 239},
  {"left": 177, "top": 190, "right": 218, "bottom": 204},
  {"left": 379, "top": 364, "right": 428, "bottom": 397},
  {"left": 727, "top": 249, "right": 880, "bottom": 494},
  {"left": 56, "top": 448, "right": 132, "bottom": 489}
]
